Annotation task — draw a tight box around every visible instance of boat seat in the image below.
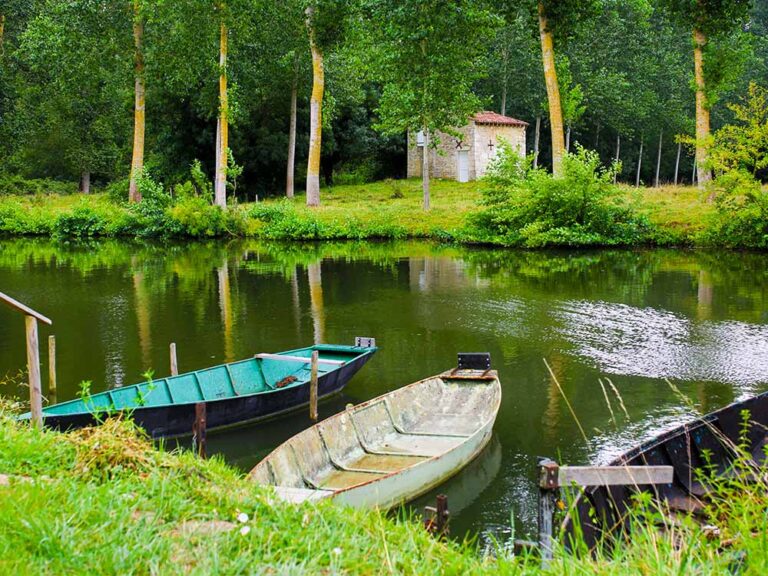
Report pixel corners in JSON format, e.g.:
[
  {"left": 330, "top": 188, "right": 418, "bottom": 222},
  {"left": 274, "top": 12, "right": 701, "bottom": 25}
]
[
  {"left": 319, "top": 469, "right": 386, "bottom": 490},
  {"left": 399, "top": 413, "right": 477, "bottom": 437},
  {"left": 343, "top": 453, "right": 427, "bottom": 473},
  {"left": 369, "top": 433, "right": 464, "bottom": 458}
]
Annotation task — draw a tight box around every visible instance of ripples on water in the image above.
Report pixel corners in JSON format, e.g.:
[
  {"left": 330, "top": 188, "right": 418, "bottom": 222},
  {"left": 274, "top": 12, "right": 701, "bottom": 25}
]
[{"left": 556, "top": 299, "right": 768, "bottom": 391}]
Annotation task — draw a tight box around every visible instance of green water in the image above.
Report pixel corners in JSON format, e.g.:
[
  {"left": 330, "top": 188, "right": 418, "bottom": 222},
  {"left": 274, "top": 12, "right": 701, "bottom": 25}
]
[{"left": 1, "top": 238, "right": 767, "bottom": 542}]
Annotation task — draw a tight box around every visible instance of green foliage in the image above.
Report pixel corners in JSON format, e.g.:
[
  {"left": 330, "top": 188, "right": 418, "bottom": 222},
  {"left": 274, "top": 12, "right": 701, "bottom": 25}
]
[
  {"left": 53, "top": 205, "right": 108, "bottom": 238},
  {"left": 468, "top": 145, "right": 653, "bottom": 247},
  {"left": 370, "top": 0, "right": 498, "bottom": 139},
  {"left": 0, "top": 174, "right": 78, "bottom": 196},
  {"left": 709, "top": 82, "right": 768, "bottom": 176},
  {"left": 703, "top": 170, "right": 768, "bottom": 248}
]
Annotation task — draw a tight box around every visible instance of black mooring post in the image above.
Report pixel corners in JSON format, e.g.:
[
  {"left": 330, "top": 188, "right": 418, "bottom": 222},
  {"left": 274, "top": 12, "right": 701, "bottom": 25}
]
[
  {"left": 538, "top": 457, "right": 560, "bottom": 567},
  {"left": 423, "top": 494, "right": 450, "bottom": 539},
  {"left": 192, "top": 402, "right": 207, "bottom": 459}
]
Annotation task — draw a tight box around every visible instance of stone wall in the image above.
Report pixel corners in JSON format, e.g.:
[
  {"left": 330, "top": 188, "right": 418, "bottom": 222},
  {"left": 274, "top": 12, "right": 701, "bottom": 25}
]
[
  {"left": 472, "top": 123, "right": 526, "bottom": 179},
  {"left": 406, "top": 122, "right": 526, "bottom": 181}
]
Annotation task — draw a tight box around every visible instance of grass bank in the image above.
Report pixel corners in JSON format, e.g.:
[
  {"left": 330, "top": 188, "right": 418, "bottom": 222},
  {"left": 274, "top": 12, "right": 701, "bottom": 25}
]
[
  {"left": 0, "top": 177, "right": 744, "bottom": 246},
  {"left": 2, "top": 401, "right": 767, "bottom": 574}
]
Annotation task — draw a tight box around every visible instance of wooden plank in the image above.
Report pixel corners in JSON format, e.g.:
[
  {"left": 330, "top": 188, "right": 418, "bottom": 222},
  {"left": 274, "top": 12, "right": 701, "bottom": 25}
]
[
  {"left": 26, "top": 316, "right": 43, "bottom": 428},
  {"left": 255, "top": 353, "right": 345, "bottom": 366},
  {"left": 559, "top": 465, "right": 673, "bottom": 487},
  {"left": 309, "top": 350, "right": 319, "bottom": 421},
  {"left": 0, "top": 291, "right": 52, "bottom": 325}
]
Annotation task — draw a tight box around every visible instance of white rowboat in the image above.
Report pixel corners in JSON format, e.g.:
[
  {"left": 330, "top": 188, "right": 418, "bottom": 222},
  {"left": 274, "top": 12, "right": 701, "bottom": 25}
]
[{"left": 249, "top": 359, "right": 501, "bottom": 509}]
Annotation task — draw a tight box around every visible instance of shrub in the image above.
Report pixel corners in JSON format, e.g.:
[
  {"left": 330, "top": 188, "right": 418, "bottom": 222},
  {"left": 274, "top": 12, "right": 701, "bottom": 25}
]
[
  {"left": 467, "top": 145, "right": 653, "bottom": 247},
  {"left": 53, "top": 206, "right": 108, "bottom": 238},
  {"left": 0, "top": 174, "right": 78, "bottom": 196},
  {"left": 168, "top": 196, "right": 227, "bottom": 237},
  {"left": 702, "top": 170, "right": 768, "bottom": 248}
]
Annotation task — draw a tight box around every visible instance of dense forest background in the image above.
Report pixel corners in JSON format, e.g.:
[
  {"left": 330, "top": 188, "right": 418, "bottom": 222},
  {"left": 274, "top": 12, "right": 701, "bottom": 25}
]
[{"left": 1, "top": 0, "right": 766, "bottom": 199}]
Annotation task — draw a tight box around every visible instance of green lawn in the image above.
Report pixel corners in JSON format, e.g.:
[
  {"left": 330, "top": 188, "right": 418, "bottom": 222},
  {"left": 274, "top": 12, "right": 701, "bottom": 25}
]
[{"left": 0, "top": 178, "right": 741, "bottom": 246}]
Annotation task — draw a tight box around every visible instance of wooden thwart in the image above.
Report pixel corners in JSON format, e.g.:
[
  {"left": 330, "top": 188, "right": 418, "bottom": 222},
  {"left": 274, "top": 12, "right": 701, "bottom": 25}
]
[
  {"left": 538, "top": 459, "right": 673, "bottom": 568},
  {"left": 255, "top": 353, "right": 345, "bottom": 366},
  {"left": 542, "top": 464, "right": 674, "bottom": 489}
]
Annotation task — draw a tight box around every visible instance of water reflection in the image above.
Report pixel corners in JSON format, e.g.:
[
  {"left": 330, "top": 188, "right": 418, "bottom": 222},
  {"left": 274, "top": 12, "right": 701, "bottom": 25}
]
[{"left": 1, "top": 239, "right": 767, "bottom": 540}]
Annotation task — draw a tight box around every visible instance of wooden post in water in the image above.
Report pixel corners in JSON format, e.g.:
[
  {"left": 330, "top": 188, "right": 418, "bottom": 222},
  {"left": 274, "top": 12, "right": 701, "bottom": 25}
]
[
  {"left": 48, "top": 335, "right": 57, "bottom": 404},
  {"left": 0, "top": 292, "right": 52, "bottom": 429},
  {"left": 26, "top": 317, "right": 43, "bottom": 428},
  {"left": 436, "top": 494, "right": 449, "bottom": 538},
  {"left": 170, "top": 342, "right": 178, "bottom": 376},
  {"left": 309, "top": 350, "right": 319, "bottom": 421},
  {"left": 192, "top": 402, "right": 207, "bottom": 458}
]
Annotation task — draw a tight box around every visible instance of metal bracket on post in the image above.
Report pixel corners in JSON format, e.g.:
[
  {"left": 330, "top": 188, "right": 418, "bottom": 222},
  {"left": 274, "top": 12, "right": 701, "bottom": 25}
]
[
  {"left": 538, "top": 457, "right": 560, "bottom": 568},
  {"left": 423, "top": 494, "right": 449, "bottom": 539},
  {"left": 355, "top": 336, "right": 376, "bottom": 348}
]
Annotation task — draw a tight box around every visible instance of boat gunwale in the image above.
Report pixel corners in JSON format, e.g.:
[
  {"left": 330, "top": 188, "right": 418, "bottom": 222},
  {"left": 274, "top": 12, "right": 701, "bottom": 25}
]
[
  {"left": 25, "top": 344, "right": 378, "bottom": 419},
  {"left": 253, "top": 369, "right": 502, "bottom": 499}
]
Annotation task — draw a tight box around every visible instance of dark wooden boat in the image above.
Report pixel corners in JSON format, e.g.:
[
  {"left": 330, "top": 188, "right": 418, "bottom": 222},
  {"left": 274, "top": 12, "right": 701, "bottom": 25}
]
[
  {"left": 563, "top": 390, "right": 768, "bottom": 549},
  {"left": 19, "top": 342, "right": 377, "bottom": 438}
]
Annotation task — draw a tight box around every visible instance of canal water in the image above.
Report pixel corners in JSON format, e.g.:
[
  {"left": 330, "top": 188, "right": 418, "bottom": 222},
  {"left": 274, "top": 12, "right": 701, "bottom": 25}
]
[{"left": 1, "top": 238, "right": 767, "bottom": 543}]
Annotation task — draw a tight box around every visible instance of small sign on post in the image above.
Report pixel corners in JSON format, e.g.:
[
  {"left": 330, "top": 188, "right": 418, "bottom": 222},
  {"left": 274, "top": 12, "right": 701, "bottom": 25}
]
[{"left": 0, "top": 291, "right": 53, "bottom": 429}]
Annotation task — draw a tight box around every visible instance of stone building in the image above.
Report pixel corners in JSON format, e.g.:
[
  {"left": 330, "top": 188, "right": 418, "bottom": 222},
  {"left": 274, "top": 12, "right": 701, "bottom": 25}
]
[{"left": 406, "top": 111, "right": 527, "bottom": 182}]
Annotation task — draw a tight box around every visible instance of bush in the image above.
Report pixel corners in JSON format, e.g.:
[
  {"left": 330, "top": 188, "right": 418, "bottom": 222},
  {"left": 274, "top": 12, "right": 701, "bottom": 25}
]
[
  {"left": 54, "top": 206, "right": 108, "bottom": 238},
  {"left": 0, "top": 174, "right": 78, "bottom": 196},
  {"left": 168, "top": 196, "right": 228, "bottom": 237},
  {"left": 467, "top": 145, "right": 653, "bottom": 247},
  {"left": 0, "top": 201, "right": 53, "bottom": 235},
  {"left": 702, "top": 170, "right": 768, "bottom": 248}
]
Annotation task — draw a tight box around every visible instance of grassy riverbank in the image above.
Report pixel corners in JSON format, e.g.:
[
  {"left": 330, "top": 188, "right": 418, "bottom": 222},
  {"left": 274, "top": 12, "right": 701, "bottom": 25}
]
[
  {"left": 0, "top": 178, "right": 748, "bottom": 247},
  {"left": 2, "top": 402, "right": 767, "bottom": 574}
]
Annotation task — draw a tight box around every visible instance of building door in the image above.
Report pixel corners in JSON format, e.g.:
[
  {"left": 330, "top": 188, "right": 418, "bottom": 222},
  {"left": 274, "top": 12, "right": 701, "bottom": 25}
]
[{"left": 457, "top": 150, "right": 469, "bottom": 182}]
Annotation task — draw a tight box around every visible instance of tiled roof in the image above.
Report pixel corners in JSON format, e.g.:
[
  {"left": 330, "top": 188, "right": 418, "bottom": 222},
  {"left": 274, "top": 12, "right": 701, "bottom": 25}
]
[{"left": 472, "top": 111, "right": 528, "bottom": 127}]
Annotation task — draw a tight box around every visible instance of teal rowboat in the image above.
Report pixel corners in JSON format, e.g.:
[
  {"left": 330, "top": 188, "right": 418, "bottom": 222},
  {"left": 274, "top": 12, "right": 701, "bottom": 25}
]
[{"left": 19, "top": 342, "right": 377, "bottom": 438}]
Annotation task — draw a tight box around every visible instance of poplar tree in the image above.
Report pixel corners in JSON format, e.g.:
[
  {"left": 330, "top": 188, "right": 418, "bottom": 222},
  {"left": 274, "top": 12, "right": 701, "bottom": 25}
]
[
  {"left": 661, "top": 0, "right": 752, "bottom": 186},
  {"left": 369, "top": 0, "right": 497, "bottom": 210}
]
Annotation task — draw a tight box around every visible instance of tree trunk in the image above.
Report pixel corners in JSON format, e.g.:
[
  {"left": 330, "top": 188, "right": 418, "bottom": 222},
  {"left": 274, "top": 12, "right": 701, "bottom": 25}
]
[
  {"left": 636, "top": 135, "right": 644, "bottom": 187},
  {"left": 654, "top": 130, "right": 663, "bottom": 188},
  {"left": 215, "top": 117, "right": 221, "bottom": 182},
  {"left": 306, "top": 8, "right": 324, "bottom": 207},
  {"left": 533, "top": 116, "right": 541, "bottom": 169},
  {"left": 595, "top": 120, "right": 601, "bottom": 149},
  {"left": 500, "top": 84, "right": 507, "bottom": 117},
  {"left": 537, "top": 2, "right": 565, "bottom": 177},
  {"left": 0, "top": 14, "right": 5, "bottom": 56},
  {"left": 214, "top": 17, "right": 228, "bottom": 208},
  {"left": 565, "top": 124, "right": 571, "bottom": 153},
  {"left": 674, "top": 141, "right": 681, "bottom": 185},
  {"left": 613, "top": 133, "right": 621, "bottom": 184},
  {"left": 693, "top": 28, "right": 712, "bottom": 188},
  {"left": 692, "top": 160, "right": 697, "bottom": 186},
  {"left": 422, "top": 128, "right": 430, "bottom": 211},
  {"left": 286, "top": 57, "right": 298, "bottom": 198},
  {"left": 80, "top": 171, "right": 91, "bottom": 195},
  {"left": 128, "top": 2, "right": 145, "bottom": 204}
]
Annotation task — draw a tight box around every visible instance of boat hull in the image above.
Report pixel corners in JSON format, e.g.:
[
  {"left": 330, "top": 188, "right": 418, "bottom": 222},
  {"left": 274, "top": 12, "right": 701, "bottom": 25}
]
[
  {"left": 333, "top": 415, "right": 495, "bottom": 509},
  {"left": 564, "top": 389, "right": 768, "bottom": 549},
  {"left": 38, "top": 352, "right": 374, "bottom": 438}
]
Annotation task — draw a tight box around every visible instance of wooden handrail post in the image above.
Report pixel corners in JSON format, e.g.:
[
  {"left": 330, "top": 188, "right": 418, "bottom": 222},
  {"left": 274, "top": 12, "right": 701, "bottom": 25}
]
[
  {"left": 170, "top": 342, "right": 178, "bottom": 376},
  {"left": 309, "top": 350, "right": 319, "bottom": 421},
  {"left": 26, "top": 316, "right": 43, "bottom": 428},
  {"left": 0, "top": 292, "right": 53, "bottom": 428},
  {"left": 48, "top": 335, "right": 57, "bottom": 404}
]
